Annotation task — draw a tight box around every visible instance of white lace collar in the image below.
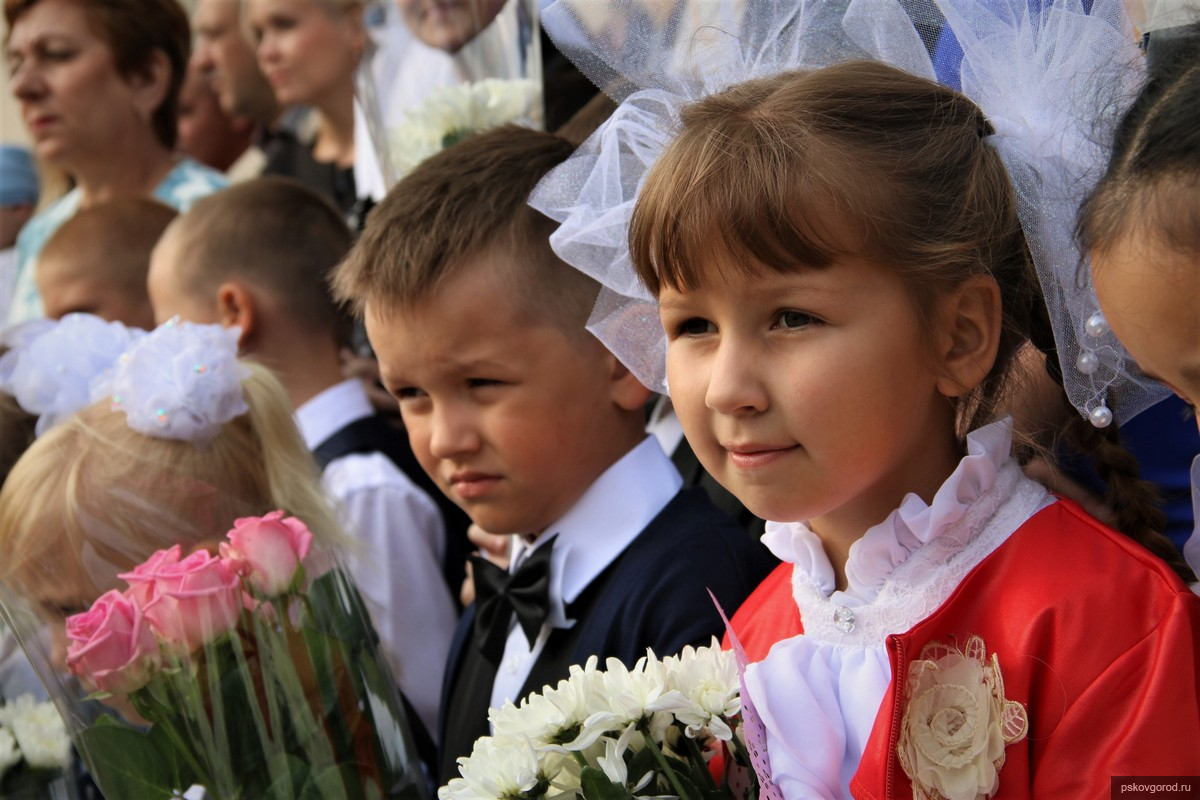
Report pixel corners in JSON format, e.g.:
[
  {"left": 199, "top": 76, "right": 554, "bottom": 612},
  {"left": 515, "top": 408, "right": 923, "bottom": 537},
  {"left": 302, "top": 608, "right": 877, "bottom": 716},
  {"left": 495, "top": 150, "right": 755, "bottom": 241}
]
[{"left": 761, "top": 417, "right": 1050, "bottom": 644}]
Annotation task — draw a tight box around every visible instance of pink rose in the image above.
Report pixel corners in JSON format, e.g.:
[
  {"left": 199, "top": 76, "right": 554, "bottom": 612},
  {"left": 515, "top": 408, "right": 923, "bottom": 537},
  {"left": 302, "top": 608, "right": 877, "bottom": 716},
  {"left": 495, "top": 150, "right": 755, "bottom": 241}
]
[
  {"left": 129, "top": 549, "right": 243, "bottom": 654},
  {"left": 219, "top": 511, "right": 314, "bottom": 597},
  {"left": 120, "top": 545, "right": 184, "bottom": 607},
  {"left": 66, "top": 590, "right": 161, "bottom": 695}
]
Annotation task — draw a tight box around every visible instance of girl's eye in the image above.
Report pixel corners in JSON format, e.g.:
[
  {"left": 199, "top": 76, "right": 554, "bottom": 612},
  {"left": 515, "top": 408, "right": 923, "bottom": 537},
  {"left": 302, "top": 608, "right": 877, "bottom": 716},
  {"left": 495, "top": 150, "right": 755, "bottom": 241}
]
[
  {"left": 395, "top": 387, "right": 426, "bottom": 400},
  {"left": 676, "top": 318, "right": 715, "bottom": 337},
  {"left": 467, "top": 378, "right": 503, "bottom": 389},
  {"left": 775, "top": 310, "right": 819, "bottom": 330}
]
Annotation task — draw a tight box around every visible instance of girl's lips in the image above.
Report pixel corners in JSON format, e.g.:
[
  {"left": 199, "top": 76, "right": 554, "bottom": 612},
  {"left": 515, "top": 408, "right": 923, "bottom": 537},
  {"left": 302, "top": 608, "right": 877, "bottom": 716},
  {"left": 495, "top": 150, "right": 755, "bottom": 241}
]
[{"left": 724, "top": 444, "right": 798, "bottom": 469}]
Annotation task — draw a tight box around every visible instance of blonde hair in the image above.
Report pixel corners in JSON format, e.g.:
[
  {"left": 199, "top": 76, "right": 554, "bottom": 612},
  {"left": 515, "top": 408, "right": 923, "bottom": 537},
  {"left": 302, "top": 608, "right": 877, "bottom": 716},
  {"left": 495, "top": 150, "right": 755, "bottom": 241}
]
[{"left": 0, "top": 362, "right": 346, "bottom": 596}]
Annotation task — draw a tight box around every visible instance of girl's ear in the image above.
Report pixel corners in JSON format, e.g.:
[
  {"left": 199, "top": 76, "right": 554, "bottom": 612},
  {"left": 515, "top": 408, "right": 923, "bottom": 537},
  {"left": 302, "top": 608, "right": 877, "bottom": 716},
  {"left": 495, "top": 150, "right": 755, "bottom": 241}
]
[
  {"left": 934, "top": 274, "right": 1002, "bottom": 398},
  {"left": 605, "top": 349, "right": 654, "bottom": 411},
  {"left": 127, "top": 49, "right": 172, "bottom": 125}
]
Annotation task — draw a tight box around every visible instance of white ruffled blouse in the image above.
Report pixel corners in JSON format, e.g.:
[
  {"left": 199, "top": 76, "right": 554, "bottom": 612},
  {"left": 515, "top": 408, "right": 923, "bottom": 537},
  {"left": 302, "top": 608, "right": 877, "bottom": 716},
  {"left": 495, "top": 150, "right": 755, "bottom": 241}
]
[{"left": 744, "top": 418, "right": 1052, "bottom": 800}]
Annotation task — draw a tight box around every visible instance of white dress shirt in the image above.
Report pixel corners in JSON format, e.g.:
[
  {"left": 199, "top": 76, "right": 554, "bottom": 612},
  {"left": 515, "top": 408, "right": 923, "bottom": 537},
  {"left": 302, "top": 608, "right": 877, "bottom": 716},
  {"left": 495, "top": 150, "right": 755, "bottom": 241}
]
[
  {"left": 488, "top": 436, "right": 683, "bottom": 710},
  {"left": 296, "top": 379, "right": 457, "bottom": 739}
]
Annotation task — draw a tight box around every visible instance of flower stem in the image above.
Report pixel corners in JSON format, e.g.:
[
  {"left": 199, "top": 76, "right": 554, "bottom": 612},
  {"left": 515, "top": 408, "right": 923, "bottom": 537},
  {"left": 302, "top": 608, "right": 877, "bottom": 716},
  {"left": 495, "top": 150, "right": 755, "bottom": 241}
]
[
  {"left": 637, "top": 721, "right": 693, "bottom": 800},
  {"left": 682, "top": 735, "right": 717, "bottom": 791}
]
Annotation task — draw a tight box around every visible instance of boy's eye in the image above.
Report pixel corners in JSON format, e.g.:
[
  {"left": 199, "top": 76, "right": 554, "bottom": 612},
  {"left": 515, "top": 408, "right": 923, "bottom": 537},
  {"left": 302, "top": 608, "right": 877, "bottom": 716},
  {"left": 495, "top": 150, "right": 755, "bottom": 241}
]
[
  {"left": 395, "top": 387, "right": 426, "bottom": 400},
  {"left": 676, "top": 318, "right": 715, "bottom": 337},
  {"left": 775, "top": 310, "right": 819, "bottom": 330},
  {"left": 467, "top": 378, "right": 503, "bottom": 389}
]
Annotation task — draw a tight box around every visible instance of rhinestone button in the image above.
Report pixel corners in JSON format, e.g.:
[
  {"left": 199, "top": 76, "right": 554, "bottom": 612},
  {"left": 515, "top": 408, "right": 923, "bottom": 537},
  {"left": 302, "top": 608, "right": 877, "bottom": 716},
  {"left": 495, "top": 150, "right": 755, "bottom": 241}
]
[{"left": 832, "top": 606, "right": 856, "bottom": 634}]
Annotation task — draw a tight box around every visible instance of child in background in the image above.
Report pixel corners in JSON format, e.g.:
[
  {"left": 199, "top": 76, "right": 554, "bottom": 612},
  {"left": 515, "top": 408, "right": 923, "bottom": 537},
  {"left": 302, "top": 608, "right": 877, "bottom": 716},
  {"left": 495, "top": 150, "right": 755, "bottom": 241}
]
[
  {"left": 0, "top": 145, "right": 39, "bottom": 328},
  {"left": 532, "top": 1, "right": 1200, "bottom": 795},
  {"left": 332, "top": 124, "right": 776, "bottom": 783},
  {"left": 1081, "top": 20, "right": 1200, "bottom": 582},
  {"left": 35, "top": 198, "right": 176, "bottom": 330},
  {"left": 145, "top": 176, "right": 461, "bottom": 740}
]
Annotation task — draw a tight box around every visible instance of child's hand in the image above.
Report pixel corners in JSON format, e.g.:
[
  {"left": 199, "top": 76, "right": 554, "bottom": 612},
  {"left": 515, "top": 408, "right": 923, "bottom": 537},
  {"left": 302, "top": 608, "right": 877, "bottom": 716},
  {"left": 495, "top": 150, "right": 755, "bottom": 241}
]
[{"left": 460, "top": 525, "right": 512, "bottom": 607}]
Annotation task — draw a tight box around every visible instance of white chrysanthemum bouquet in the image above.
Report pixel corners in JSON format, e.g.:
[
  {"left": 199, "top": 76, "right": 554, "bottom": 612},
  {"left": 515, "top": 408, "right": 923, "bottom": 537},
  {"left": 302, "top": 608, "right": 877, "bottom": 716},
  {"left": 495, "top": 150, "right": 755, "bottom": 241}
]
[
  {"left": 0, "top": 694, "right": 72, "bottom": 795},
  {"left": 387, "top": 78, "right": 542, "bottom": 178},
  {"left": 441, "top": 640, "right": 761, "bottom": 800}
]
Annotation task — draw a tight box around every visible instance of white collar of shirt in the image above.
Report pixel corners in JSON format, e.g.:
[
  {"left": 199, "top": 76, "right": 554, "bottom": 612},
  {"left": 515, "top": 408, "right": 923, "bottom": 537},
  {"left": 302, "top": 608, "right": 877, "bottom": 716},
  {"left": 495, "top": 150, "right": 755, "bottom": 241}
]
[
  {"left": 294, "top": 379, "right": 375, "bottom": 450},
  {"left": 511, "top": 436, "right": 683, "bottom": 629}
]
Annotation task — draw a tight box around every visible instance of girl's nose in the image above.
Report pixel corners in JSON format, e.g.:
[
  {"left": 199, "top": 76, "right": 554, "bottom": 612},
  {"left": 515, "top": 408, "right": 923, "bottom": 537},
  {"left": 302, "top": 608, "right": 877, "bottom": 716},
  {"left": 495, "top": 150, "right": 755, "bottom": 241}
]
[{"left": 704, "top": 340, "right": 769, "bottom": 415}]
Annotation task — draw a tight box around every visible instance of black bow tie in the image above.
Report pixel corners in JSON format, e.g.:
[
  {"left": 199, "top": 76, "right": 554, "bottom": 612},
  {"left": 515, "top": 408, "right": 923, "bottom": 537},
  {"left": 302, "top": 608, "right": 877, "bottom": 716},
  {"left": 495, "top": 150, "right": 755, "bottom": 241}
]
[{"left": 471, "top": 536, "right": 556, "bottom": 665}]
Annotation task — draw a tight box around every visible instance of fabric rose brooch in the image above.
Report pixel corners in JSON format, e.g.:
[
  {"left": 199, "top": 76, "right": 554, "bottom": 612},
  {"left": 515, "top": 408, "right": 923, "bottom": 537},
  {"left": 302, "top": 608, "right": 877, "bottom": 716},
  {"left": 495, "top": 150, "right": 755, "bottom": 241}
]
[{"left": 897, "top": 636, "right": 1028, "bottom": 800}]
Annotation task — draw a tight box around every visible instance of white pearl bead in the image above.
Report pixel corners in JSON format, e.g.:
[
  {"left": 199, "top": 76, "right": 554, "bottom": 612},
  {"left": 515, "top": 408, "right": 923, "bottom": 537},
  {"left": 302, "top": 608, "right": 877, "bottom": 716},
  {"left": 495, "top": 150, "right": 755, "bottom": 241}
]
[
  {"left": 1076, "top": 351, "right": 1100, "bottom": 375},
  {"left": 1088, "top": 405, "right": 1113, "bottom": 428},
  {"left": 1085, "top": 312, "right": 1109, "bottom": 339}
]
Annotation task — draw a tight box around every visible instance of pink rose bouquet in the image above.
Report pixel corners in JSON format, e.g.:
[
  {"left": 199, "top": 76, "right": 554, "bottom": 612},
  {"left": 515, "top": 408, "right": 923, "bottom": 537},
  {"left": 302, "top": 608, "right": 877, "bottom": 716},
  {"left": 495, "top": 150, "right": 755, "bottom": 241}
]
[{"left": 17, "top": 512, "right": 430, "bottom": 800}]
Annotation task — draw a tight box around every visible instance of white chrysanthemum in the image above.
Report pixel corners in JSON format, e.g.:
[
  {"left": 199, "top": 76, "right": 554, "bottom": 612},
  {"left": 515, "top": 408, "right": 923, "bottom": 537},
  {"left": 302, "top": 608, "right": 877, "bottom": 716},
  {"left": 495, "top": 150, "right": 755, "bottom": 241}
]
[
  {"left": 387, "top": 78, "right": 541, "bottom": 177},
  {"left": 650, "top": 639, "right": 741, "bottom": 740},
  {"left": 490, "top": 656, "right": 612, "bottom": 752},
  {"left": 438, "top": 736, "right": 547, "bottom": 800},
  {"left": 1, "top": 695, "right": 70, "bottom": 769},
  {"left": 0, "top": 728, "right": 21, "bottom": 782},
  {"left": 590, "top": 654, "right": 674, "bottom": 742}
]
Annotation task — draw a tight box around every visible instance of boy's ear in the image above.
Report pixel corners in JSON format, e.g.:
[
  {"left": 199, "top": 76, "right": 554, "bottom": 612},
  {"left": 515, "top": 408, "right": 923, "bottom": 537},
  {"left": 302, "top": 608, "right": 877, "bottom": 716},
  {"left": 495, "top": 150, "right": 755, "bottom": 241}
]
[
  {"left": 215, "top": 281, "right": 257, "bottom": 351},
  {"left": 934, "top": 274, "right": 1002, "bottom": 398},
  {"left": 605, "top": 350, "right": 653, "bottom": 411}
]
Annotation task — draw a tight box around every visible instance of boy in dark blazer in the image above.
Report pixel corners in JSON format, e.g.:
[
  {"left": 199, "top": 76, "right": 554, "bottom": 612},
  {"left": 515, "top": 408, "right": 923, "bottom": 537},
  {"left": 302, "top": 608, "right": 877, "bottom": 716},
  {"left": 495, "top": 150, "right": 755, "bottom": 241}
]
[{"left": 332, "top": 125, "right": 776, "bottom": 785}]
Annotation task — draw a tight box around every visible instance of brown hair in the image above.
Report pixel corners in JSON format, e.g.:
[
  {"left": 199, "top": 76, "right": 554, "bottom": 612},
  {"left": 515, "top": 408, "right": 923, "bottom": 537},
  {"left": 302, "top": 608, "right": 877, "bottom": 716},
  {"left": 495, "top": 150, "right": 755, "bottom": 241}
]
[
  {"left": 631, "top": 61, "right": 1193, "bottom": 582},
  {"left": 0, "top": 390, "right": 35, "bottom": 489},
  {"left": 5, "top": 0, "right": 191, "bottom": 148},
  {"left": 165, "top": 177, "right": 354, "bottom": 345},
  {"left": 38, "top": 196, "right": 177, "bottom": 304},
  {"left": 1079, "top": 22, "right": 1200, "bottom": 260},
  {"left": 332, "top": 124, "right": 599, "bottom": 335}
]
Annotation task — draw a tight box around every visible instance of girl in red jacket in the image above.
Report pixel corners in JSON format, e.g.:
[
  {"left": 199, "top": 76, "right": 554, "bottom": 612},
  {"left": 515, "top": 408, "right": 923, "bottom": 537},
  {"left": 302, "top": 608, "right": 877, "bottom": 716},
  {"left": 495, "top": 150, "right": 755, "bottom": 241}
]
[{"left": 532, "top": 0, "right": 1200, "bottom": 796}]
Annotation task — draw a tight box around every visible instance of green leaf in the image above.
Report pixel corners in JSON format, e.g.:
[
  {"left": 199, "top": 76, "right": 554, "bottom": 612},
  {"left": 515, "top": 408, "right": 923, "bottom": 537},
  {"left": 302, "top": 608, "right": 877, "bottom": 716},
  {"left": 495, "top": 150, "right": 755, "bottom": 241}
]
[
  {"left": 77, "top": 721, "right": 178, "bottom": 800},
  {"left": 579, "top": 766, "right": 633, "bottom": 800}
]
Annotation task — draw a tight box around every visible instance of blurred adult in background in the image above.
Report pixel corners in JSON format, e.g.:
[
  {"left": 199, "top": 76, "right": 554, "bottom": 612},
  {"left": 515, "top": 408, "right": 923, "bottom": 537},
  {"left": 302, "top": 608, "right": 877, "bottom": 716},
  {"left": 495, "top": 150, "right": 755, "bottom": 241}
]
[
  {"left": 3, "top": 0, "right": 227, "bottom": 325},
  {"left": 177, "top": 61, "right": 260, "bottom": 181},
  {"left": 249, "top": 0, "right": 365, "bottom": 220},
  {"left": 0, "top": 145, "right": 37, "bottom": 329}
]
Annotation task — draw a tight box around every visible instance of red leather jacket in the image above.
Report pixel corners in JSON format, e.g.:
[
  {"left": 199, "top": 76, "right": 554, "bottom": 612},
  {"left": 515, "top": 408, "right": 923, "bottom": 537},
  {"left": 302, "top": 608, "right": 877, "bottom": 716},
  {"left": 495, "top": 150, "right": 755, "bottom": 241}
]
[{"left": 729, "top": 499, "right": 1200, "bottom": 798}]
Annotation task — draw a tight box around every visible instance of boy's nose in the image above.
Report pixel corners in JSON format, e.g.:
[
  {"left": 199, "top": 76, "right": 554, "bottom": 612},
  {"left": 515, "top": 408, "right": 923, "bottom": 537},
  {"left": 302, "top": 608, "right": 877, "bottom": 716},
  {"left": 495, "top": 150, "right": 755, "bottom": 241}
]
[{"left": 427, "top": 405, "right": 481, "bottom": 459}]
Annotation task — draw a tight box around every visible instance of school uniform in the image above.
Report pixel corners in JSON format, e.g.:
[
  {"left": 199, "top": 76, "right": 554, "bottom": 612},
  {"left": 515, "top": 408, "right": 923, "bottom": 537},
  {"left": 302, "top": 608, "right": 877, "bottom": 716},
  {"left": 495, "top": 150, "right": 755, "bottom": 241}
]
[
  {"left": 437, "top": 436, "right": 777, "bottom": 783},
  {"left": 728, "top": 418, "right": 1200, "bottom": 799},
  {"left": 297, "top": 379, "right": 459, "bottom": 741}
]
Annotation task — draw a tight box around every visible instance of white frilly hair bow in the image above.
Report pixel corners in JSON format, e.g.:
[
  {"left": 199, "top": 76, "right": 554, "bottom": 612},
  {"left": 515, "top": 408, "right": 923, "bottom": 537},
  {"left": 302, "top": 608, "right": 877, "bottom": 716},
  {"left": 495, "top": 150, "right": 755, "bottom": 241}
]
[
  {"left": 91, "top": 319, "right": 251, "bottom": 444},
  {"left": 530, "top": 0, "right": 1169, "bottom": 426},
  {"left": 0, "top": 314, "right": 143, "bottom": 436}
]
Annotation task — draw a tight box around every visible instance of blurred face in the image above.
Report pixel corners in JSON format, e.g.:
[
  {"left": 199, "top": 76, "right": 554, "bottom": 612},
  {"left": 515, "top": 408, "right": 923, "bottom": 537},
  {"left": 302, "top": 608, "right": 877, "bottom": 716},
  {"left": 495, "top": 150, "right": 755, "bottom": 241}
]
[
  {"left": 398, "top": 0, "right": 507, "bottom": 53},
  {"left": 1092, "top": 229, "right": 1200, "bottom": 421},
  {"left": 5, "top": 0, "right": 149, "bottom": 167},
  {"left": 659, "top": 255, "right": 958, "bottom": 537},
  {"left": 0, "top": 204, "right": 34, "bottom": 249},
  {"left": 177, "top": 65, "right": 253, "bottom": 172},
  {"left": 36, "top": 257, "right": 156, "bottom": 330},
  {"left": 146, "top": 228, "right": 221, "bottom": 326},
  {"left": 192, "top": 0, "right": 277, "bottom": 122},
  {"left": 365, "top": 255, "right": 624, "bottom": 535},
  {"left": 248, "top": 0, "right": 363, "bottom": 110}
]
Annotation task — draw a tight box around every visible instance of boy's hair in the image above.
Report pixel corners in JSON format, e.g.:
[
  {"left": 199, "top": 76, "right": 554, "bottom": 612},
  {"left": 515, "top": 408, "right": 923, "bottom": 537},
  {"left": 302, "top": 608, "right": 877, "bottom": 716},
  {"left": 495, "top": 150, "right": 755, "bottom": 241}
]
[
  {"left": 333, "top": 125, "right": 599, "bottom": 335},
  {"left": 630, "top": 61, "right": 1193, "bottom": 582},
  {"left": 0, "top": 391, "right": 35, "bottom": 489},
  {"left": 165, "top": 177, "right": 353, "bottom": 343},
  {"left": 39, "top": 197, "right": 177, "bottom": 296},
  {"left": 0, "top": 362, "right": 345, "bottom": 595},
  {"left": 1079, "top": 21, "right": 1200, "bottom": 260}
]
